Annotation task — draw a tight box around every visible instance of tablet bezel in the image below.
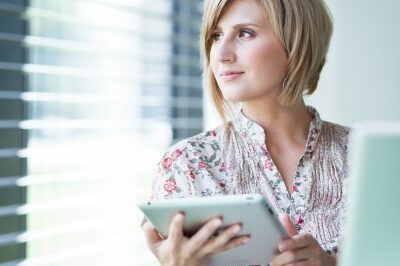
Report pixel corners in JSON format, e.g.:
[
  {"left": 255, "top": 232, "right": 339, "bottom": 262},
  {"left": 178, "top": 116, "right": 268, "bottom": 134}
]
[{"left": 138, "top": 194, "right": 288, "bottom": 265}]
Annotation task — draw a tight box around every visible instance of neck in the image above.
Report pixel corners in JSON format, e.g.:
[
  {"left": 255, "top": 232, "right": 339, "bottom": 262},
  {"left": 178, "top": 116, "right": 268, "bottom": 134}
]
[{"left": 241, "top": 97, "right": 313, "bottom": 144}]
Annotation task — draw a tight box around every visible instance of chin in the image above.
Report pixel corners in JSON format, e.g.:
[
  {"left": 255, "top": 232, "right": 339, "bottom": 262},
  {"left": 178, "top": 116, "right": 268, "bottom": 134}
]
[
  {"left": 222, "top": 94, "right": 253, "bottom": 103},
  {"left": 220, "top": 88, "right": 253, "bottom": 101}
]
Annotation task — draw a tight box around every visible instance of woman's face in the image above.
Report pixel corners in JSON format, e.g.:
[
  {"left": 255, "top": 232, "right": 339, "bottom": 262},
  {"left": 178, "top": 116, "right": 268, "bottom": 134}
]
[{"left": 210, "top": 0, "right": 288, "bottom": 103}]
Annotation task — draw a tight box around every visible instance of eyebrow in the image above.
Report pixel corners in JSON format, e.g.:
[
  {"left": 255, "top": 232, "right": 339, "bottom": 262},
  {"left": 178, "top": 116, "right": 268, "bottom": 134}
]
[{"left": 214, "top": 23, "right": 261, "bottom": 31}]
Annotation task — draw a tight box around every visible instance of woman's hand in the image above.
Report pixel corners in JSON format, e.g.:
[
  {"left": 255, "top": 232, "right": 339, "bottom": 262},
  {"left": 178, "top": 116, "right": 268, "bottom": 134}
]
[
  {"left": 142, "top": 212, "right": 250, "bottom": 266},
  {"left": 270, "top": 215, "right": 337, "bottom": 266}
]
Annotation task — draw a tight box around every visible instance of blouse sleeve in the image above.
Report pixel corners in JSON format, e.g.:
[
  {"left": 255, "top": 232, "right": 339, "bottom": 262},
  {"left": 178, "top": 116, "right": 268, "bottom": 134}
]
[{"left": 150, "top": 151, "right": 193, "bottom": 200}]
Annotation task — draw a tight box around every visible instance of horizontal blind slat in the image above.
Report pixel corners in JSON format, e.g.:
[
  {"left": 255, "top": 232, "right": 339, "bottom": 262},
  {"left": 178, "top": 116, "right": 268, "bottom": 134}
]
[
  {"left": 0, "top": 32, "right": 199, "bottom": 67},
  {"left": 11, "top": 235, "right": 137, "bottom": 266},
  {"left": 0, "top": 121, "right": 19, "bottom": 128},
  {"left": 0, "top": 118, "right": 201, "bottom": 130},
  {"left": 0, "top": 169, "right": 136, "bottom": 188},
  {"left": 0, "top": 177, "right": 19, "bottom": 187},
  {"left": 0, "top": 2, "right": 24, "bottom": 14},
  {"left": 1, "top": 0, "right": 203, "bottom": 265},
  {"left": 0, "top": 62, "right": 202, "bottom": 88},
  {"left": 0, "top": 91, "right": 203, "bottom": 108},
  {"left": 0, "top": 218, "right": 136, "bottom": 246},
  {"left": 0, "top": 194, "right": 137, "bottom": 217},
  {"left": 0, "top": 149, "right": 19, "bottom": 158}
]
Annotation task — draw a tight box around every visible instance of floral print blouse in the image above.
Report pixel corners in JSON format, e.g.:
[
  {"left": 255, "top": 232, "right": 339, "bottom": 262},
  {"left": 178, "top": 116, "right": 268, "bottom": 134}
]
[{"left": 150, "top": 106, "right": 350, "bottom": 255}]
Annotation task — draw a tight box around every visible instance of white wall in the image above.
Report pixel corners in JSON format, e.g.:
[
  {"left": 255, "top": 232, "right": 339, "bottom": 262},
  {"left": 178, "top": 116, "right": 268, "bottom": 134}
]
[
  {"left": 205, "top": 0, "right": 400, "bottom": 129},
  {"left": 307, "top": 0, "right": 400, "bottom": 126}
]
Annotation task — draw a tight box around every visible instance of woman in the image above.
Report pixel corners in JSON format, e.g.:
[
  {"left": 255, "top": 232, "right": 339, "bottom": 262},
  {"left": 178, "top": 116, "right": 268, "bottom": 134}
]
[{"left": 143, "top": 0, "right": 348, "bottom": 265}]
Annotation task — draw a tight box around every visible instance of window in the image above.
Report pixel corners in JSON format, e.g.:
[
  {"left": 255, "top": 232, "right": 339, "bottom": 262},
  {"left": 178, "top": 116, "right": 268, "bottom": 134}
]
[{"left": 0, "top": 0, "right": 203, "bottom": 265}]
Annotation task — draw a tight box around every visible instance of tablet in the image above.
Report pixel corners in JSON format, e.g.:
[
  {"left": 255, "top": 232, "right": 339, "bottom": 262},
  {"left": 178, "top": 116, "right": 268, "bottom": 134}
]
[
  {"left": 138, "top": 193, "right": 288, "bottom": 266},
  {"left": 339, "top": 123, "right": 400, "bottom": 266}
]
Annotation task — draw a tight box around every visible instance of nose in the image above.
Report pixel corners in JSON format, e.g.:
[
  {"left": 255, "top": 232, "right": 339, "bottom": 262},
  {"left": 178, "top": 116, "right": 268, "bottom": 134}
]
[{"left": 214, "top": 37, "right": 236, "bottom": 63}]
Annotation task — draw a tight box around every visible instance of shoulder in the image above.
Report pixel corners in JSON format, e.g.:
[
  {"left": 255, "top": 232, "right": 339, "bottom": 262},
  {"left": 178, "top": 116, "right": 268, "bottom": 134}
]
[
  {"left": 160, "top": 122, "right": 231, "bottom": 170},
  {"left": 151, "top": 123, "right": 231, "bottom": 199},
  {"left": 316, "top": 121, "right": 351, "bottom": 172},
  {"left": 165, "top": 123, "right": 231, "bottom": 159},
  {"left": 320, "top": 120, "right": 351, "bottom": 148}
]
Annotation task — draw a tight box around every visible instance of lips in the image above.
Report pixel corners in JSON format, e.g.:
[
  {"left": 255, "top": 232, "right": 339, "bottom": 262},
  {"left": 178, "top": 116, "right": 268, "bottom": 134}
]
[{"left": 219, "top": 71, "right": 244, "bottom": 82}]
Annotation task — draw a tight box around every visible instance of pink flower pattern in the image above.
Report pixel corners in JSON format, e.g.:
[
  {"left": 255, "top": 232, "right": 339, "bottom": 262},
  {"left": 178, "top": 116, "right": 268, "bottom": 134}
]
[
  {"left": 219, "top": 162, "right": 227, "bottom": 173},
  {"left": 150, "top": 106, "right": 349, "bottom": 255},
  {"left": 208, "top": 130, "right": 217, "bottom": 137},
  {"left": 188, "top": 170, "right": 196, "bottom": 180},
  {"left": 264, "top": 159, "right": 273, "bottom": 171},
  {"left": 198, "top": 161, "right": 206, "bottom": 169},
  {"left": 171, "top": 149, "right": 183, "bottom": 159},
  {"left": 163, "top": 179, "right": 177, "bottom": 193},
  {"left": 162, "top": 157, "right": 172, "bottom": 169}
]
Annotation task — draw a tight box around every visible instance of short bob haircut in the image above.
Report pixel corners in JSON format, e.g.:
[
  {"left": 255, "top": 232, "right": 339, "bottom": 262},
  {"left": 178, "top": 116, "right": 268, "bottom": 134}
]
[{"left": 200, "top": 0, "right": 333, "bottom": 120}]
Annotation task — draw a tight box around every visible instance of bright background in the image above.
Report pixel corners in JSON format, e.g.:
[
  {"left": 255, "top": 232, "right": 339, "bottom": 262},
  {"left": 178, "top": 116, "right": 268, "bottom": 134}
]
[
  {"left": 205, "top": 0, "right": 400, "bottom": 127},
  {"left": 0, "top": 0, "right": 202, "bottom": 265},
  {"left": 1, "top": 0, "right": 400, "bottom": 266}
]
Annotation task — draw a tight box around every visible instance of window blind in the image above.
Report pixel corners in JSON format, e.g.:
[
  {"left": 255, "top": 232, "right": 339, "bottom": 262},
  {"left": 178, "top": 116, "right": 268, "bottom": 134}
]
[{"left": 0, "top": 0, "right": 203, "bottom": 265}]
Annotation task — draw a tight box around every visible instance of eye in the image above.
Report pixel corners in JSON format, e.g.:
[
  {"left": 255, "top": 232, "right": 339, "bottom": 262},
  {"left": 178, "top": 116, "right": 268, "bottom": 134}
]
[
  {"left": 212, "top": 31, "right": 223, "bottom": 42},
  {"left": 238, "top": 29, "right": 255, "bottom": 38}
]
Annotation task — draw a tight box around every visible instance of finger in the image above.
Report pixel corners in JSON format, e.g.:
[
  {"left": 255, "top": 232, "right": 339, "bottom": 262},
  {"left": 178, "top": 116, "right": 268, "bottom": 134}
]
[
  {"left": 199, "top": 223, "right": 244, "bottom": 256},
  {"left": 279, "top": 214, "right": 297, "bottom": 237},
  {"left": 140, "top": 216, "right": 147, "bottom": 228},
  {"left": 282, "top": 260, "right": 310, "bottom": 266},
  {"left": 185, "top": 218, "right": 223, "bottom": 255},
  {"left": 168, "top": 212, "right": 185, "bottom": 243},
  {"left": 279, "top": 233, "right": 314, "bottom": 252},
  {"left": 270, "top": 248, "right": 313, "bottom": 266},
  {"left": 143, "top": 220, "right": 164, "bottom": 246},
  {"left": 217, "top": 235, "right": 250, "bottom": 253}
]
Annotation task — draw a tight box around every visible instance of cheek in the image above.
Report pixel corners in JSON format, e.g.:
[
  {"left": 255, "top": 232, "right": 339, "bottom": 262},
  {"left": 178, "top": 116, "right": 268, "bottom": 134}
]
[
  {"left": 209, "top": 48, "right": 218, "bottom": 73},
  {"left": 255, "top": 51, "right": 286, "bottom": 72},
  {"left": 248, "top": 39, "right": 288, "bottom": 73}
]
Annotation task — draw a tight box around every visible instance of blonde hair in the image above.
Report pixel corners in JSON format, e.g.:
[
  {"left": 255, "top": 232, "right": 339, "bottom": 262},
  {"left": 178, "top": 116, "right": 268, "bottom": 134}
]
[{"left": 200, "top": 0, "right": 333, "bottom": 120}]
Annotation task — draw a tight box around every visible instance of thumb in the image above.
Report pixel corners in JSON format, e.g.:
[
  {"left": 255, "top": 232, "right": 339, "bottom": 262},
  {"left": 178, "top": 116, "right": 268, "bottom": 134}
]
[
  {"left": 279, "top": 214, "right": 297, "bottom": 237},
  {"left": 142, "top": 220, "right": 164, "bottom": 245}
]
